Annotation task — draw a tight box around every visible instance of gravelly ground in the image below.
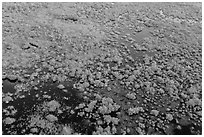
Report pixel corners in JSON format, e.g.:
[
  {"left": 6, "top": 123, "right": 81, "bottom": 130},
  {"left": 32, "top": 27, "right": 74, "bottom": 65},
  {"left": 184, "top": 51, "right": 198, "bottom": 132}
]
[{"left": 2, "top": 2, "right": 202, "bottom": 135}]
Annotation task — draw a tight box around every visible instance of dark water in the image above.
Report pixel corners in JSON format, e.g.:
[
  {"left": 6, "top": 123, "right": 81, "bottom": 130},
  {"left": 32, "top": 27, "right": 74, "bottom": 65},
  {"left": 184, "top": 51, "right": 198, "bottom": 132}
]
[
  {"left": 170, "top": 119, "right": 202, "bottom": 135},
  {"left": 2, "top": 75, "right": 202, "bottom": 135},
  {"left": 174, "top": 125, "right": 193, "bottom": 135},
  {"left": 2, "top": 79, "right": 94, "bottom": 134}
]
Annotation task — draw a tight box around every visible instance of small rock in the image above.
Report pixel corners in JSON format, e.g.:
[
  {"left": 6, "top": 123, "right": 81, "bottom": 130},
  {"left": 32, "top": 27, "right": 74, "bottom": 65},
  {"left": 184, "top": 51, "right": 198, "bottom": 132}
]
[
  {"left": 63, "top": 89, "right": 68, "bottom": 92},
  {"left": 176, "top": 125, "right": 182, "bottom": 130},
  {"left": 47, "top": 100, "right": 60, "bottom": 112},
  {"left": 46, "top": 114, "right": 58, "bottom": 122},
  {"left": 43, "top": 95, "right": 51, "bottom": 99},
  {"left": 166, "top": 108, "right": 171, "bottom": 111},
  {"left": 58, "top": 109, "right": 63, "bottom": 114},
  {"left": 3, "top": 96, "right": 13, "bottom": 103},
  {"left": 19, "top": 95, "right": 25, "bottom": 99},
  {"left": 128, "top": 107, "right": 143, "bottom": 115},
  {"left": 4, "top": 117, "right": 16, "bottom": 125},
  {"left": 126, "top": 128, "right": 131, "bottom": 133},
  {"left": 34, "top": 87, "right": 38, "bottom": 90},
  {"left": 35, "top": 94, "right": 39, "bottom": 98},
  {"left": 166, "top": 114, "right": 173, "bottom": 121},
  {"left": 61, "top": 125, "right": 72, "bottom": 135},
  {"left": 77, "top": 103, "right": 86, "bottom": 109},
  {"left": 150, "top": 109, "right": 159, "bottom": 116},
  {"left": 196, "top": 111, "right": 202, "bottom": 116},
  {"left": 70, "top": 110, "right": 75, "bottom": 114},
  {"left": 107, "top": 87, "right": 111, "bottom": 91},
  {"left": 78, "top": 112, "right": 85, "bottom": 117},
  {"left": 30, "top": 127, "right": 38, "bottom": 133},
  {"left": 57, "top": 84, "right": 65, "bottom": 89},
  {"left": 7, "top": 75, "right": 18, "bottom": 81},
  {"left": 126, "top": 92, "right": 136, "bottom": 100}
]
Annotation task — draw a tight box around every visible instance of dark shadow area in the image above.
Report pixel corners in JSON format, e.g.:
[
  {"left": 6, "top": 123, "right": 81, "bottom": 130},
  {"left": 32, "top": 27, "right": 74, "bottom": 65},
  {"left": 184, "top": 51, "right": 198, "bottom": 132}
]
[{"left": 2, "top": 79, "right": 95, "bottom": 135}]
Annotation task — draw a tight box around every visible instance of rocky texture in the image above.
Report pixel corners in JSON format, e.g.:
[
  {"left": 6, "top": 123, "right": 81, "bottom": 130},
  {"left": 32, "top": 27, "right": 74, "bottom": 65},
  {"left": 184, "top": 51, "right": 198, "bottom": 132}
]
[{"left": 2, "top": 2, "right": 202, "bottom": 135}]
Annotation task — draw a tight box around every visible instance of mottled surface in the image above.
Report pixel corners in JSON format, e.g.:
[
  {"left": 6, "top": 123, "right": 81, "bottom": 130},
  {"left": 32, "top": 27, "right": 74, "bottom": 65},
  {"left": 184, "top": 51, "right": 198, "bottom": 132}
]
[{"left": 2, "top": 2, "right": 202, "bottom": 135}]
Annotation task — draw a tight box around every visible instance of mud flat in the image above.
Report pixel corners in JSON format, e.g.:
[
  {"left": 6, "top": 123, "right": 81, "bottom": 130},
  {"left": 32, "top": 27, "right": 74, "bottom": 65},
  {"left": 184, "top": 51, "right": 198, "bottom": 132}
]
[{"left": 2, "top": 2, "right": 202, "bottom": 135}]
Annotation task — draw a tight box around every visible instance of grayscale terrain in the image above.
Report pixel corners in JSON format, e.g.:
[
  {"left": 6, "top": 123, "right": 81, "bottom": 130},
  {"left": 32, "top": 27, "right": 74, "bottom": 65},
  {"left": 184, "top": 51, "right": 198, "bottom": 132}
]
[{"left": 2, "top": 2, "right": 202, "bottom": 135}]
